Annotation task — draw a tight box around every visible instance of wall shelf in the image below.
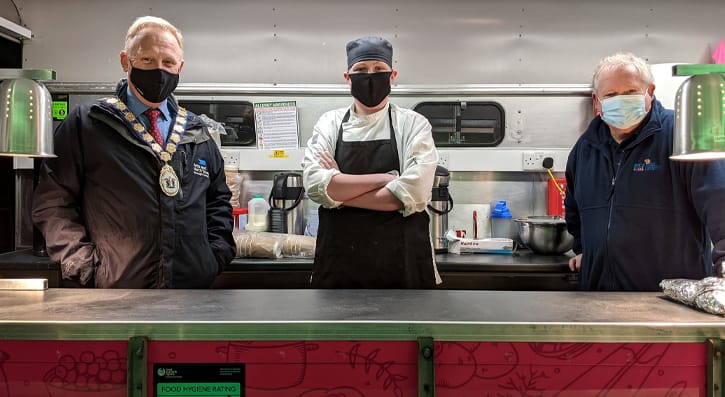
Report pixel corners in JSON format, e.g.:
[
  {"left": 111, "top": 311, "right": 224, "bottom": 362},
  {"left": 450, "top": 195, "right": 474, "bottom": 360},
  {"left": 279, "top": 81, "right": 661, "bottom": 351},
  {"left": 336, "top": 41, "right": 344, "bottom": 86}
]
[{"left": 220, "top": 147, "right": 570, "bottom": 172}]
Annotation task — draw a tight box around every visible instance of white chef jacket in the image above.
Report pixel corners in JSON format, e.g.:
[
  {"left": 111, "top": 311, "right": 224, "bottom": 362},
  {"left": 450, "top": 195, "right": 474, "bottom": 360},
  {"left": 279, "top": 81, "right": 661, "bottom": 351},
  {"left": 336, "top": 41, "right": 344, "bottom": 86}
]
[{"left": 301, "top": 103, "right": 439, "bottom": 217}]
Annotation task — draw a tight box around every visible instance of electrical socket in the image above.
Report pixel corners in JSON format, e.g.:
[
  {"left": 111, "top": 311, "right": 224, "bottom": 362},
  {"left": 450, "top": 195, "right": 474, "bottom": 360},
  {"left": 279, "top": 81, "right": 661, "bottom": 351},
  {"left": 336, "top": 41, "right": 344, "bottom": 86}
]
[
  {"left": 522, "top": 151, "right": 555, "bottom": 170},
  {"left": 221, "top": 149, "right": 240, "bottom": 170},
  {"left": 438, "top": 152, "right": 450, "bottom": 169}
]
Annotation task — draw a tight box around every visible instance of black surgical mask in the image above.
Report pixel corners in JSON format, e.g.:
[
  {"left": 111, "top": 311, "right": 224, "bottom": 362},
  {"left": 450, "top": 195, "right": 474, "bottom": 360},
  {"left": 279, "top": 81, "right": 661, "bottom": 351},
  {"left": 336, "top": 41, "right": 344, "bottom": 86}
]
[
  {"left": 129, "top": 66, "right": 179, "bottom": 103},
  {"left": 349, "top": 71, "right": 392, "bottom": 108}
]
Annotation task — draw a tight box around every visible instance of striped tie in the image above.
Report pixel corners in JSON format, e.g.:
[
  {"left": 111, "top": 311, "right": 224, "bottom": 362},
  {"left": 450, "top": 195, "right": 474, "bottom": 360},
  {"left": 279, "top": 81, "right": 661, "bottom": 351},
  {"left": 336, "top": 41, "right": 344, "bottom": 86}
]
[{"left": 144, "top": 108, "right": 163, "bottom": 145}]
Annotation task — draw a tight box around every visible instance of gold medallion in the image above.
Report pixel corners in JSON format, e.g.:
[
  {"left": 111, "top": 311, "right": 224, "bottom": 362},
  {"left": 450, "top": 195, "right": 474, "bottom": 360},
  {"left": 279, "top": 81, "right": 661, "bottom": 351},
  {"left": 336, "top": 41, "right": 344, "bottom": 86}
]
[
  {"left": 105, "top": 99, "right": 189, "bottom": 194},
  {"left": 159, "top": 163, "right": 180, "bottom": 197}
]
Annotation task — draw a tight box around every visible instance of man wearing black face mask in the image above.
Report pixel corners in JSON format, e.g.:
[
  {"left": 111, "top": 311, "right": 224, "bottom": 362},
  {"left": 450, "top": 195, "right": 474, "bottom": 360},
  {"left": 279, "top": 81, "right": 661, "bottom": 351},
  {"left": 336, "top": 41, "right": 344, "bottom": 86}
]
[
  {"left": 32, "top": 16, "right": 235, "bottom": 288},
  {"left": 302, "top": 36, "right": 441, "bottom": 288}
]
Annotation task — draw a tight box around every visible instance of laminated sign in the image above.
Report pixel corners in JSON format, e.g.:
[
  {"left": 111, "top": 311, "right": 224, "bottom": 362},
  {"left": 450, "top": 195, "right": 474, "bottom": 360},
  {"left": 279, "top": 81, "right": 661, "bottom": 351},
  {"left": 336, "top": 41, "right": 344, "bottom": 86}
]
[{"left": 253, "top": 101, "right": 300, "bottom": 149}]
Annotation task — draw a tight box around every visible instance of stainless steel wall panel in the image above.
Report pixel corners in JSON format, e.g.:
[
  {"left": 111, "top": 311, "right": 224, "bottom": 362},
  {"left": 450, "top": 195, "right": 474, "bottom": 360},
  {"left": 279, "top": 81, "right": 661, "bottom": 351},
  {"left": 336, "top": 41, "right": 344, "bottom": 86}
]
[
  {"left": 13, "top": 0, "right": 724, "bottom": 84},
  {"left": 46, "top": 84, "right": 592, "bottom": 149}
]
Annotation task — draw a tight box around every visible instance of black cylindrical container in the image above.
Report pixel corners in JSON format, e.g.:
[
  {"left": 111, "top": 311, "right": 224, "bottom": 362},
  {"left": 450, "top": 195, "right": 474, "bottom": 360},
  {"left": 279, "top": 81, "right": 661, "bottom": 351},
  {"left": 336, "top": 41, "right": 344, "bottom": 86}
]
[
  {"left": 269, "top": 173, "right": 305, "bottom": 235},
  {"left": 32, "top": 158, "right": 47, "bottom": 257},
  {"left": 427, "top": 166, "right": 453, "bottom": 253}
]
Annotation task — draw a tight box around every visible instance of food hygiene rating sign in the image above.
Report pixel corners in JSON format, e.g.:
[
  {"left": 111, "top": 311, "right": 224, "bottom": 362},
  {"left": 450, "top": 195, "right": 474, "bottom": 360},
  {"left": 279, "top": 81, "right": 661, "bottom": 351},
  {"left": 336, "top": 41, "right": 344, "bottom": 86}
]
[{"left": 154, "top": 363, "right": 245, "bottom": 397}]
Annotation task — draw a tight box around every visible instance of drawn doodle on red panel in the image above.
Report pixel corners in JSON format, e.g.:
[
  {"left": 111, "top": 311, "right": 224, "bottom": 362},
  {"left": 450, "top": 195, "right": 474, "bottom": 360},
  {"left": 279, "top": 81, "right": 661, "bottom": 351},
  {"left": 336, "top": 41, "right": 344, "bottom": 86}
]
[
  {"left": 217, "top": 341, "right": 320, "bottom": 390},
  {"left": 528, "top": 343, "right": 593, "bottom": 360},
  {"left": 499, "top": 365, "right": 550, "bottom": 396},
  {"left": 550, "top": 343, "right": 673, "bottom": 396},
  {"left": 435, "top": 342, "right": 519, "bottom": 388},
  {"left": 42, "top": 349, "right": 127, "bottom": 396},
  {"left": 297, "top": 386, "right": 366, "bottom": 397},
  {"left": 342, "top": 343, "right": 408, "bottom": 397},
  {"left": 0, "top": 350, "right": 9, "bottom": 397}
]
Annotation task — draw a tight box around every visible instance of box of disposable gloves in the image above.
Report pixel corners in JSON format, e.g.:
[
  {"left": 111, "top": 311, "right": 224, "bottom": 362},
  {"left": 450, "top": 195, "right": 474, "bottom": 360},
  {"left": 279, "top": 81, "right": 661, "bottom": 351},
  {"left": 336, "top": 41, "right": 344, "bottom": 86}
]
[{"left": 445, "top": 230, "right": 516, "bottom": 254}]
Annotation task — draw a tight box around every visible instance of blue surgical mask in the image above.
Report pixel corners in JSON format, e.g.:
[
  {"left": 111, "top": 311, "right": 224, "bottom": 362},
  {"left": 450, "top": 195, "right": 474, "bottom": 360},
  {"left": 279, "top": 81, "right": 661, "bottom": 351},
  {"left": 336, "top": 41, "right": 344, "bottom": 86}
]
[{"left": 599, "top": 93, "right": 647, "bottom": 130}]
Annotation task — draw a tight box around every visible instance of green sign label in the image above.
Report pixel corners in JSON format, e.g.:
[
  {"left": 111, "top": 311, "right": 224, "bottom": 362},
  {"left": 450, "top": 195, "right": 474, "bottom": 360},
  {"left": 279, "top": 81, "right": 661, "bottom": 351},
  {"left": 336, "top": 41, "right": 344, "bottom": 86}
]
[
  {"left": 154, "top": 363, "right": 244, "bottom": 397},
  {"left": 157, "top": 382, "right": 241, "bottom": 396},
  {"left": 52, "top": 100, "right": 68, "bottom": 120},
  {"left": 253, "top": 101, "right": 296, "bottom": 108}
]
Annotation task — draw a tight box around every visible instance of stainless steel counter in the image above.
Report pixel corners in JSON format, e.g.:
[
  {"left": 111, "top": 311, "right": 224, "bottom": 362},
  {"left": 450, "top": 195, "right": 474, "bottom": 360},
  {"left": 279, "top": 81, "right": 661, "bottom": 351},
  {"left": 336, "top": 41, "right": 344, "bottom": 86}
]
[
  {"left": 0, "top": 249, "right": 578, "bottom": 290},
  {"left": 0, "top": 249, "right": 572, "bottom": 272},
  {"left": 233, "top": 251, "right": 572, "bottom": 272},
  {"left": 0, "top": 289, "right": 721, "bottom": 342}
]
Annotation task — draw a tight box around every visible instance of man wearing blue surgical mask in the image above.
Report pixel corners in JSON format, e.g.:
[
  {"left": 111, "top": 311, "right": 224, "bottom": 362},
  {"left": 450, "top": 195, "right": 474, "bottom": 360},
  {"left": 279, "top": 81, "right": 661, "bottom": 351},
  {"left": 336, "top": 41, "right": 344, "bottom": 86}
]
[
  {"left": 301, "top": 36, "right": 441, "bottom": 288},
  {"left": 564, "top": 52, "right": 725, "bottom": 291}
]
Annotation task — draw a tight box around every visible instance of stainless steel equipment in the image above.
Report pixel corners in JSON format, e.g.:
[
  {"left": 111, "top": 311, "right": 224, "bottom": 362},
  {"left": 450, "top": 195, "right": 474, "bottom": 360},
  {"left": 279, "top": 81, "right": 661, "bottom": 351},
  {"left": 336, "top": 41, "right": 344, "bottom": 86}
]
[
  {"left": 0, "top": 70, "right": 57, "bottom": 256},
  {"left": 515, "top": 215, "right": 573, "bottom": 254},
  {"left": 671, "top": 64, "right": 725, "bottom": 160},
  {"left": 269, "top": 172, "right": 305, "bottom": 235},
  {"left": 0, "top": 72, "right": 56, "bottom": 158},
  {"left": 428, "top": 166, "right": 453, "bottom": 253}
]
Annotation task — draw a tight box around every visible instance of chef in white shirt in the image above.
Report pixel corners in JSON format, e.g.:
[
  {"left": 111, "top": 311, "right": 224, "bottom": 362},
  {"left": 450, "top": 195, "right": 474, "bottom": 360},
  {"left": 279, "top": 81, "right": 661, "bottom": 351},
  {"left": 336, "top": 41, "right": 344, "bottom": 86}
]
[{"left": 302, "top": 35, "right": 440, "bottom": 288}]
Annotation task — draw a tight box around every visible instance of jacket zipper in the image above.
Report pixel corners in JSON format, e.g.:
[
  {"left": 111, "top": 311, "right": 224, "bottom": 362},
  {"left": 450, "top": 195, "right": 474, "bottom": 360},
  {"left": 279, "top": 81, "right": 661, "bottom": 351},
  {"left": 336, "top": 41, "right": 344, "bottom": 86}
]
[
  {"left": 177, "top": 150, "right": 186, "bottom": 200},
  {"left": 606, "top": 157, "right": 624, "bottom": 231}
]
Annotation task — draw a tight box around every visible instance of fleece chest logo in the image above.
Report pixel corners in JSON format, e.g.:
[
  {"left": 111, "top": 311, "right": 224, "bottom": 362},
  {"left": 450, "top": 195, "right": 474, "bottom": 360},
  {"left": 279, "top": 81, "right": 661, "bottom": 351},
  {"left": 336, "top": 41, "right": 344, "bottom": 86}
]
[
  {"left": 632, "top": 158, "right": 660, "bottom": 173},
  {"left": 193, "top": 159, "right": 209, "bottom": 178}
]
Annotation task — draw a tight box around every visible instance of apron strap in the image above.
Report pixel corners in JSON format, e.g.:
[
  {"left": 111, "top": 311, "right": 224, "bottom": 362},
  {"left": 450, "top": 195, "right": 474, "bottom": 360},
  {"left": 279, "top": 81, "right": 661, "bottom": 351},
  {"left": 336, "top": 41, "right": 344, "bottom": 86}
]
[{"left": 335, "top": 105, "right": 400, "bottom": 172}]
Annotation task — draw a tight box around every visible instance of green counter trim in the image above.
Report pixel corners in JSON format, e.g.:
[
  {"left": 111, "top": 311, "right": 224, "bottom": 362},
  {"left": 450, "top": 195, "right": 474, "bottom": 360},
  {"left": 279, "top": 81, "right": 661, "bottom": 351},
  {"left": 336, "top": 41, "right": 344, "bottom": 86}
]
[
  {"left": 128, "top": 336, "right": 148, "bottom": 397},
  {"left": 0, "top": 322, "right": 723, "bottom": 343}
]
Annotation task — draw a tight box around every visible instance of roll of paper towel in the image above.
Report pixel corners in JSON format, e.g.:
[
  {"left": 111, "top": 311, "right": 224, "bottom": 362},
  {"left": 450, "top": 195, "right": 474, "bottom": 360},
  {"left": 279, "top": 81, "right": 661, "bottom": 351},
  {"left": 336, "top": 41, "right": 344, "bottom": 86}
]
[{"left": 448, "top": 204, "right": 491, "bottom": 239}]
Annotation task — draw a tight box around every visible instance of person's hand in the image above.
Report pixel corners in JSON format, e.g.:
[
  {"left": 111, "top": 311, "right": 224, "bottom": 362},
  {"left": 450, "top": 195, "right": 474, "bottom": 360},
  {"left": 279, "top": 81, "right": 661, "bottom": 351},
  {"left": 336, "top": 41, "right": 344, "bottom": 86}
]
[
  {"left": 316, "top": 151, "right": 339, "bottom": 170},
  {"left": 569, "top": 253, "right": 582, "bottom": 272}
]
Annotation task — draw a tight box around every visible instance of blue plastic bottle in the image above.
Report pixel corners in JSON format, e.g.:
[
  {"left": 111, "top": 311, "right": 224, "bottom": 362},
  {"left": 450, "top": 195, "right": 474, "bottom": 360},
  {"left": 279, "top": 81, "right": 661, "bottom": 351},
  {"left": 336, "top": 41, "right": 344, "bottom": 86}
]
[{"left": 490, "top": 200, "right": 514, "bottom": 239}]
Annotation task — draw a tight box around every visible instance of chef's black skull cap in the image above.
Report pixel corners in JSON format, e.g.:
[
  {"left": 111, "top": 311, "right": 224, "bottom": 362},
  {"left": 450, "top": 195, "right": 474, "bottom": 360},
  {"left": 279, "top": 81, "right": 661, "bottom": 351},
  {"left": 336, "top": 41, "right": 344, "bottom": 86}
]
[{"left": 346, "top": 36, "right": 393, "bottom": 70}]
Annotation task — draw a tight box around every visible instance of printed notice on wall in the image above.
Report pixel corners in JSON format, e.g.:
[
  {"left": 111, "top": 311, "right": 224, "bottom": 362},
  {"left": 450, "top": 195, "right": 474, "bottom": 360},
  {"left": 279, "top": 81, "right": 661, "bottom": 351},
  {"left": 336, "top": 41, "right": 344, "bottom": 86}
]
[
  {"left": 253, "top": 101, "right": 300, "bottom": 149},
  {"left": 154, "top": 363, "right": 245, "bottom": 397}
]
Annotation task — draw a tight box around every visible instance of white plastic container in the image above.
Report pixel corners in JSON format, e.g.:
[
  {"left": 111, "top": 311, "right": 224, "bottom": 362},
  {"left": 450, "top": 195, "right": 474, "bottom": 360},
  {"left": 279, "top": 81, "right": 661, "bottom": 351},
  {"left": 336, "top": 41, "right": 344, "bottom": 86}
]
[
  {"left": 232, "top": 208, "right": 248, "bottom": 234},
  {"left": 245, "top": 194, "right": 270, "bottom": 232}
]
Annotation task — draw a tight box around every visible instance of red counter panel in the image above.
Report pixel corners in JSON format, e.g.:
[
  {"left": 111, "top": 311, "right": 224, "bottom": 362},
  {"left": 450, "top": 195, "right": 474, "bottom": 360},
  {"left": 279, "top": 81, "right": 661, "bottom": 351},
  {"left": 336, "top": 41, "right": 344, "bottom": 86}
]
[
  {"left": 435, "top": 342, "right": 705, "bottom": 396},
  {"left": 0, "top": 341, "right": 127, "bottom": 397},
  {"left": 0, "top": 340, "right": 706, "bottom": 397}
]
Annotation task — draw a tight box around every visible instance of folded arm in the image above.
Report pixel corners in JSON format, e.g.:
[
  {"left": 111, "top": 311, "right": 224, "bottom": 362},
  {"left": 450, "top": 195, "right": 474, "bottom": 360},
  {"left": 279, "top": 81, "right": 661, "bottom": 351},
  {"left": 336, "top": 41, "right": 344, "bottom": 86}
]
[
  {"left": 343, "top": 186, "right": 402, "bottom": 211},
  {"left": 383, "top": 109, "right": 438, "bottom": 216},
  {"left": 314, "top": 150, "right": 392, "bottom": 202}
]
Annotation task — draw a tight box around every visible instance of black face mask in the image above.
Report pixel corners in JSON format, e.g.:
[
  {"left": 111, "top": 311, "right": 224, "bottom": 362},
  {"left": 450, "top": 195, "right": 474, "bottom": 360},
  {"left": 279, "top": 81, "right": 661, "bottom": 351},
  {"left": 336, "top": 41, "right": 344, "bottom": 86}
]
[
  {"left": 129, "top": 66, "right": 179, "bottom": 103},
  {"left": 349, "top": 71, "right": 392, "bottom": 108}
]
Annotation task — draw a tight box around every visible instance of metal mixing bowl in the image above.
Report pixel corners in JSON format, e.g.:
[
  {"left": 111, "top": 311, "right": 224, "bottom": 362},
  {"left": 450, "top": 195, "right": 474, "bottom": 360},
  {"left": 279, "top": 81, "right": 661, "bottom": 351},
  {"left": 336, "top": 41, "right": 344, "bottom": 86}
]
[{"left": 515, "top": 216, "right": 574, "bottom": 254}]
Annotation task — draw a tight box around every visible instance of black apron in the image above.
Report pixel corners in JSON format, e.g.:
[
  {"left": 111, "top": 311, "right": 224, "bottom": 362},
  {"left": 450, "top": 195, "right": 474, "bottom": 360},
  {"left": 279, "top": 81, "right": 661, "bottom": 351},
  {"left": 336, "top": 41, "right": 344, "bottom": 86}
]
[{"left": 311, "top": 106, "right": 435, "bottom": 289}]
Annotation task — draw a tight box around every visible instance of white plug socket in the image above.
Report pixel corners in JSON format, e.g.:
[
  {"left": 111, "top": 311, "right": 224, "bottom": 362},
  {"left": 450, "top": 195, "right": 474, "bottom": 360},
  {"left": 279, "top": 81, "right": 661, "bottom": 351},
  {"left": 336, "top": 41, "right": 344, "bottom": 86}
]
[
  {"left": 438, "top": 152, "right": 450, "bottom": 169},
  {"left": 221, "top": 149, "right": 241, "bottom": 170},
  {"left": 522, "top": 151, "right": 555, "bottom": 170}
]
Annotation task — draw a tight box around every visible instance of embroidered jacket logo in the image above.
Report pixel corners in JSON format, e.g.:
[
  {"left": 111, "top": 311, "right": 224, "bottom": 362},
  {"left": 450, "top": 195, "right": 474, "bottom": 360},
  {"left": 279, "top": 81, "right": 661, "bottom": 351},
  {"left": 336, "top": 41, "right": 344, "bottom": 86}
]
[
  {"left": 193, "top": 159, "right": 209, "bottom": 178},
  {"left": 633, "top": 158, "right": 659, "bottom": 172}
]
